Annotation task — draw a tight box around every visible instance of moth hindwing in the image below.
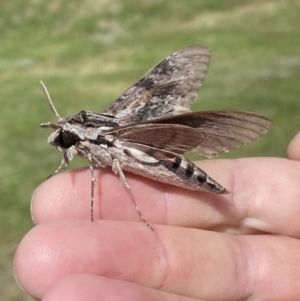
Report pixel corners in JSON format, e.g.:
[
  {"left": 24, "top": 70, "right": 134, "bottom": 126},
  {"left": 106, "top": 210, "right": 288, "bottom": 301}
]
[{"left": 40, "top": 45, "right": 273, "bottom": 229}]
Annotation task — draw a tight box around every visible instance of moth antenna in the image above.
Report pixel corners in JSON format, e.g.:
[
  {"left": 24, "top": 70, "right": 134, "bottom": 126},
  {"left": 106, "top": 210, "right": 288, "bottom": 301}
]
[{"left": 40, "top": 81, "right": 62, "bottom": 121}]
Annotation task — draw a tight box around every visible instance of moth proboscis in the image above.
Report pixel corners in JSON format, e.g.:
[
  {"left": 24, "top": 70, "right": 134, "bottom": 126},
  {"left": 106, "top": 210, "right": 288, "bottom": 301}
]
[{"left": 40, "top": 45, "right": 273, "bottom": 230}]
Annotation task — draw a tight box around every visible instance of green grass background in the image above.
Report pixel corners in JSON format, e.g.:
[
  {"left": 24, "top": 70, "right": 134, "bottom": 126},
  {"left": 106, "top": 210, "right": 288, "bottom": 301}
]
[{"left": 1, "top": 0, "right": 300, "bottom": 299}]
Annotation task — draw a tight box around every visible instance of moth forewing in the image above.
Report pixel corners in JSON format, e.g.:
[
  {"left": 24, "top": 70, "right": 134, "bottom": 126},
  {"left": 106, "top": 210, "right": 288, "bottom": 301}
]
[
  {"left": 103, "top": 45, "right": 211, "bottom": 124},
  {"left": 40, "top": 45, "right": 273, "bottom": 229}
]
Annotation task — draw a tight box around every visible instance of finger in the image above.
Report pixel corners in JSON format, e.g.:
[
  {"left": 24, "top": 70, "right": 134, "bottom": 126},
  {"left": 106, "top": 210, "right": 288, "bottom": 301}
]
[
  {"left": 32, "top": 158, "right": 300, "bottom": 237},
  {"left": 288, "top": 131, "right": 300, "bottom": 161},
  {"left": 42, "top": 274, "right": 200, "bottom": 301},
  {"left": 15, "top": 219, "right": 300, "bottom": 301}
]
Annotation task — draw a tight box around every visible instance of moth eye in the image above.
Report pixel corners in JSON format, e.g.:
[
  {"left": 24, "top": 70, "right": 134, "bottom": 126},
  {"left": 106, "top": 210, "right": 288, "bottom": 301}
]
[{"left": 58, "top": 131, "right": 76, "bottom": 148}]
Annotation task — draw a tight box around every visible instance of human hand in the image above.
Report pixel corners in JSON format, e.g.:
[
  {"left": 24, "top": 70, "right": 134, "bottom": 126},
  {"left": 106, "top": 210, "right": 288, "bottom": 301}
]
[{"left": 15, "top": 134, "right": 300, "bottom": 301}]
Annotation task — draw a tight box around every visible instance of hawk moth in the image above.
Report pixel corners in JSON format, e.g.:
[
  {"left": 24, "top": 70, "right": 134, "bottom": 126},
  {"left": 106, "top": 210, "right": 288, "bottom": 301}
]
[{"left": 41, "top": 45, "right": 273, "bottom": 229}]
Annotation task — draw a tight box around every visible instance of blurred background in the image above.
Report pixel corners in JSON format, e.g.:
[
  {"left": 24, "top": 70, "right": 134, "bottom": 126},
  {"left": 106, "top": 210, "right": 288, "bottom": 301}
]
[{"left": 1, "top": 0, "right": 299, "bottom": 299}]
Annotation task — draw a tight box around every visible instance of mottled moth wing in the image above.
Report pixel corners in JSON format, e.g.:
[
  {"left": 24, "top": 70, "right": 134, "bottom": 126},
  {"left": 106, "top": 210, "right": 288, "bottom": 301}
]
[
  {"left": 103, "top": 46, "right": 210, "bottom": 125},
  {"left": 110, "top": 111, "right": 273, "bottom": 158}
]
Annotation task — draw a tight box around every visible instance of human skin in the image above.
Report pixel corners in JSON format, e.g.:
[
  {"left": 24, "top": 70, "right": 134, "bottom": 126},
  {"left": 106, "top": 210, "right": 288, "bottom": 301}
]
[{"left": 15, "top": 133, "right": 300, "bottom": 301}]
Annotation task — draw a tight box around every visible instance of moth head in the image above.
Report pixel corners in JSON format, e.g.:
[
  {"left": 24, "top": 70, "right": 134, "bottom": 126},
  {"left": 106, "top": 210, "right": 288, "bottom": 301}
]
[
  {"left": 48, "top": 129, "right": 77, "bottom": 150},
  {"left": 39, "top": 81, "right": 77, "bottom": 150}
]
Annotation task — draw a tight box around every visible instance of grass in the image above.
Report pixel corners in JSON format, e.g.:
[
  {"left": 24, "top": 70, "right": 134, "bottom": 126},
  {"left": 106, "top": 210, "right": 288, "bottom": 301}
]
[{"left": 1, "top": 0, "right": 300, "bottom": 299}]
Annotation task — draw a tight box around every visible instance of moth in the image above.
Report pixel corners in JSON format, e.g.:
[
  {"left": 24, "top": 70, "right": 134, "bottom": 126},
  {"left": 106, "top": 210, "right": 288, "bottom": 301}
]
[{"left": 41, "top": 45, "right": 273, "bottom": 229}]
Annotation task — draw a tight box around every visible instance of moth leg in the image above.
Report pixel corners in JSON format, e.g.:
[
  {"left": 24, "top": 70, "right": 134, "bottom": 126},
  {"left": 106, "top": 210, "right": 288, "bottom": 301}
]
[
  {"left": 49, "top": 156, "right": 67, "bottom": 177},
  {"left": 48, "top": 147, "right": 77, "bottom": 178},
  {"left": 89, "top": 163, "right": 96, "bottom": 222},
  {"left": 112, "top": 158, "right": 154, "bottom": 231},
  {"left": 85, "top": 152, "right": 97, "bottom": 222}
]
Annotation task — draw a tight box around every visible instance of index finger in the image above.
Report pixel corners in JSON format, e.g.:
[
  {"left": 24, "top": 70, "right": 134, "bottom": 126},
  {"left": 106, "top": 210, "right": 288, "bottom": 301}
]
[{"left": 31, "top": 158, "right": 300, "bottom": 237}]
